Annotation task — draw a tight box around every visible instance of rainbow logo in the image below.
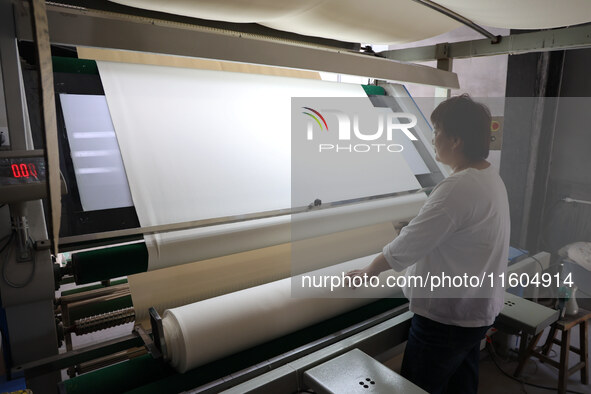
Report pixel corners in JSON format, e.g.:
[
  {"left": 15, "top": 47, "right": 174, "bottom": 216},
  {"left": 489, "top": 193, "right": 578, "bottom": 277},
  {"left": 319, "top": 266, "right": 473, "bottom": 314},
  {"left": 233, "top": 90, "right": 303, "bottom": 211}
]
[{"left": 302, "top": 107, "right": 328, "bottom": 131}]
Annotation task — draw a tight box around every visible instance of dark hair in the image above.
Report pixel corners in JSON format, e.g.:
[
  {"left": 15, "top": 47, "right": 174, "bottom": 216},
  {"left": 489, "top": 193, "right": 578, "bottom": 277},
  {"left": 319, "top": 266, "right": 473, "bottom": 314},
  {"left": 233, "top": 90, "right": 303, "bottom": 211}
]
[{"left": 430, "top": 94, "right": 491, "bottom": 161}]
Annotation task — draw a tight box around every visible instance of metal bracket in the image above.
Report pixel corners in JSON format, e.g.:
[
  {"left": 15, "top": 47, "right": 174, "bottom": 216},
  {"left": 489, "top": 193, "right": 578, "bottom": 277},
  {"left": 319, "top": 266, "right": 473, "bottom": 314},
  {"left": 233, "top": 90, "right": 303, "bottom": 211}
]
[
  {"left": 435, "top": 43, "right": 450, "bottom": 59},
  {"left": 435, "top": 43, "right": 453, "bottom": 73},
  {"left": 35, "top": 239, "right": 51, "bottom": 250},
  {"left": 133, "top": 324, "right": 161, "bottom": 360},
  {"left": 149, "top": 307, "right": 169, "bottom": 361}
]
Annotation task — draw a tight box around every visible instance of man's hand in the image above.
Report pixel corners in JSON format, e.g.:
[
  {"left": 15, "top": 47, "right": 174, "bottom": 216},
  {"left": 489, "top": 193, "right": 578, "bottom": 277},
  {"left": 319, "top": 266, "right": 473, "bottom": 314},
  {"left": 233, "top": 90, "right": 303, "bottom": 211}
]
[
  {"left": 345, "top": 267, "right": 373, "bottom": 288},
  {"left": 345, "top": 253, "right": 390, "bottom": 287}
]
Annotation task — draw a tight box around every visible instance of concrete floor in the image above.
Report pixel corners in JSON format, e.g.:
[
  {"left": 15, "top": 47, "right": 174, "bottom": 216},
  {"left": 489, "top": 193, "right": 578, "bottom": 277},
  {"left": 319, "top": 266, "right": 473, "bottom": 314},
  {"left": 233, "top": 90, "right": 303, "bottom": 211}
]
[{"left": 384, "top": 321, "right": 590, "bottom": 394}]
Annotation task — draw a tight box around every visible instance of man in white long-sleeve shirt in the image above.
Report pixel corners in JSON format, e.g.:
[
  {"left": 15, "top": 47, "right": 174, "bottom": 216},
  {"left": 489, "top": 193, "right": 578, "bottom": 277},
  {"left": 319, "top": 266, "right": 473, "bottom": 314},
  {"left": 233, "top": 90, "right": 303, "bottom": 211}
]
[{"left": 348, "top": 94, "right": 510, "bottom": 394}]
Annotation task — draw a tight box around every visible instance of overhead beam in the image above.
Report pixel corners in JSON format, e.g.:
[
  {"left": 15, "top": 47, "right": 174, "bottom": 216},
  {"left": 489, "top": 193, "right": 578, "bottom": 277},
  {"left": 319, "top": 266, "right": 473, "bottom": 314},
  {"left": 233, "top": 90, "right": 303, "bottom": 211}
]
[
  {"left": 380, "top": 23, "right": 591, "bottom": 62},
  {"left": 14, "top": 4, "right": 459, "bottom": 88},
  {"left": 51, "top": 0, "right": 361, "bottom": 51}
]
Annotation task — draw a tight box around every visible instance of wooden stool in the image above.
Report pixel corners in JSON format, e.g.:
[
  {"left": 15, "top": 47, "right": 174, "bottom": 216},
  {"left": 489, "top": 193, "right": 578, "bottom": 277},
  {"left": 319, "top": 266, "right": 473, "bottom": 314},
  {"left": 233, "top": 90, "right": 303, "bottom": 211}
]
[{"left": 515, "top": 308, "right": 590, "bottom": 394}]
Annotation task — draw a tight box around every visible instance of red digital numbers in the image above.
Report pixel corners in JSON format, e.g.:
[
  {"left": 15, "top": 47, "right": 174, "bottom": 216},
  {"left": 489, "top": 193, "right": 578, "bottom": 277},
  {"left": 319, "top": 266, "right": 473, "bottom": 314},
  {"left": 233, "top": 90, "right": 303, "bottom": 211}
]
[{"left": 11, "top": 163, "right": 38, "bottom": 179}]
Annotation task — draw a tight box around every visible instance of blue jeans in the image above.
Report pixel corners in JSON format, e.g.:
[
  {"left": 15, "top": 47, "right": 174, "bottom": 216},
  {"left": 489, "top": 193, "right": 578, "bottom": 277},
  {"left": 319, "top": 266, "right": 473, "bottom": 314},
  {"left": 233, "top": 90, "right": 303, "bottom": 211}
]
[{"left": 401, "top": 314, "right": 490, "bottom": 394}]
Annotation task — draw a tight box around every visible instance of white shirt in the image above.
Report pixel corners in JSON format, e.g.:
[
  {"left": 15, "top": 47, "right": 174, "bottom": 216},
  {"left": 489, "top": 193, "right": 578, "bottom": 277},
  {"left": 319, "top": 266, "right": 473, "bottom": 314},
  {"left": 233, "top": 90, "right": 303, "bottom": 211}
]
[{"left": 382, "top": 166, "right": 510, "bottom": 327}]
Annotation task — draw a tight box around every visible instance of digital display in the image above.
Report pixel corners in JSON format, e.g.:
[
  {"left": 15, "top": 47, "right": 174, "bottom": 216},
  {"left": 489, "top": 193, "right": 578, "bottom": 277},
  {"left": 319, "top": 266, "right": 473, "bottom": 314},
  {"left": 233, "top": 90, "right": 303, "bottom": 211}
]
[
  {"left": 11, "top": 163, "right": 39, "bottom": 179},
  {"left": 0, "top": 157, "right": 46, "bottom": 185}
]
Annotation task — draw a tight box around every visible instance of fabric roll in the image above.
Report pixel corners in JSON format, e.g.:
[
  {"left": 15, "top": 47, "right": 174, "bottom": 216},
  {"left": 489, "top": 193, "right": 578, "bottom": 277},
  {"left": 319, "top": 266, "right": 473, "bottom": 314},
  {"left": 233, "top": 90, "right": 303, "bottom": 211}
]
[
  {"left": 140, "top": 193, "right": 425, "bottom": 272},
  {"left": 130, "top": 220, "right": 402, "bottom": 327},
  {"left": 161, "top": 256, "right": 403, "bottom": 373}
]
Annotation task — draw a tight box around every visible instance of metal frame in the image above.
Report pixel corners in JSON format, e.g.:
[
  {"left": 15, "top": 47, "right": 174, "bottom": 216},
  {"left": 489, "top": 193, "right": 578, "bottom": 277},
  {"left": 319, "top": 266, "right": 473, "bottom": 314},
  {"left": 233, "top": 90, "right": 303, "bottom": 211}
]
[
  {"left": 13, "top": 3, "right": 459, "bottom": 89},
  {"left": 28, "top": 0, "right": 62, "bottom": 256},
  {"left": 0, "top": 0, "right": 29, "bottom": 151},
  {"left": 212, "top": 310, "right": 413, "bottom": 394},
  {"left": 16, "top": 303, "right": 411, "bottom": 386},
  {"left": 0, "top": 149, "right": 44, "bottom": 158},
  {"left": 59, "top": 284, "right": 131, "bottom": 345},
  {"left": 12, "top": 332, "right": 143, "bottom": 379},
  {"left": 149, "top": 307, "right": 166, "bottom": 361},
  {"left": 380, "top": 23, "right": 591, "bottom": 62},
  {"left": 0, "top": 2, "right": 60, "bottom": 393},
  {"left": 411, "top": 0, "right": 500, "bottom": 43},
  {"left": 60, "top": 285, "right": 137, "bottom": 378}
]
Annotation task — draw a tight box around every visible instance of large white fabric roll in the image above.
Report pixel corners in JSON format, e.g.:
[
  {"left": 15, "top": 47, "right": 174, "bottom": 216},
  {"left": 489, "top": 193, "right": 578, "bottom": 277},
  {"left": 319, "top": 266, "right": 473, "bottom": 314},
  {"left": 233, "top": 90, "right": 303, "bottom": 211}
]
[
  {"left": 162, "top": 256, "right": 402, "bottom": 373},
  {"left": 141, "top": 193, "right": 425, "bottom": 271}
]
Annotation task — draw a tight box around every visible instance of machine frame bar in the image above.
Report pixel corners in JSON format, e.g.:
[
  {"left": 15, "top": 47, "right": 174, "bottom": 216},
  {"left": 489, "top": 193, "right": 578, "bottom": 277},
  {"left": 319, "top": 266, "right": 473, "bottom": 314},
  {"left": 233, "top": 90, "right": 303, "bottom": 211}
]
[
  {"left": 380, "top": 23, "right": 591, "bottom": 62},
  {"left": 13, "top": 2, "right": 459, "bottom": 89}
]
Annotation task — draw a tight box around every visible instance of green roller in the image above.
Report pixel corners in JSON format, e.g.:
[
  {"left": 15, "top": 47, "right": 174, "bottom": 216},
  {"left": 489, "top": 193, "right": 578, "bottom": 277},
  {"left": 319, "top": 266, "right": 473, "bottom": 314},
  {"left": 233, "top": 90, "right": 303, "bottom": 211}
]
[
  {"left": 362, "top": 84, "right": 386, "bottom": 96},
  {"left": 61, "top": 354, "right": 174, "bottom": 394},
  {"left": 72, "top": 243, "right": 149, "bottom": 285},
  {"left": 61, "top": 279, "right": 129, "bottom": 297},
  {"left": 52, "top": 56, "right": 99, "bottom": 75}
]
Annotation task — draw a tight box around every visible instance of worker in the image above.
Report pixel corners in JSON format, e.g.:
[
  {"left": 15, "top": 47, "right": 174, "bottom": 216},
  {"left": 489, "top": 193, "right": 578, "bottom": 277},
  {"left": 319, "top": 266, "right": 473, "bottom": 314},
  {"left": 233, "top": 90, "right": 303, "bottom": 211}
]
[{"left": 347, "top": 94, "right": 510, "bottom": 393}]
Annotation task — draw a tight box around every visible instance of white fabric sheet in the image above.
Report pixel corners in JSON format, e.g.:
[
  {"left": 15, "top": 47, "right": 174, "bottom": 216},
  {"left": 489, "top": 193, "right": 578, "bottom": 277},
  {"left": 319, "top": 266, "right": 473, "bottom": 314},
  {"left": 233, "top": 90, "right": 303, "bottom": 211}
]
[
  {"left": 109, "top": 0, "right": 460, "bottom": 44},
  {"left": 96, "top": 62, "right": 426, "bottom": 372},
  {"left": 97, "top": 61, "right": 422, "bottom": 270},
  {"left": 438, "top": 0, "right": 591, "bottom": 29},
  {"left": 559, "top": 242, "right": 591, "bottom": 272},
  {"left": 109, "top": 0, "right": 591, "bottom": 43},
  {"left": 98, "top": 61, "right": 366, "bottom": 222},
  {"left": 261, "top": 0, "right": 461, "bottom": 44}
]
